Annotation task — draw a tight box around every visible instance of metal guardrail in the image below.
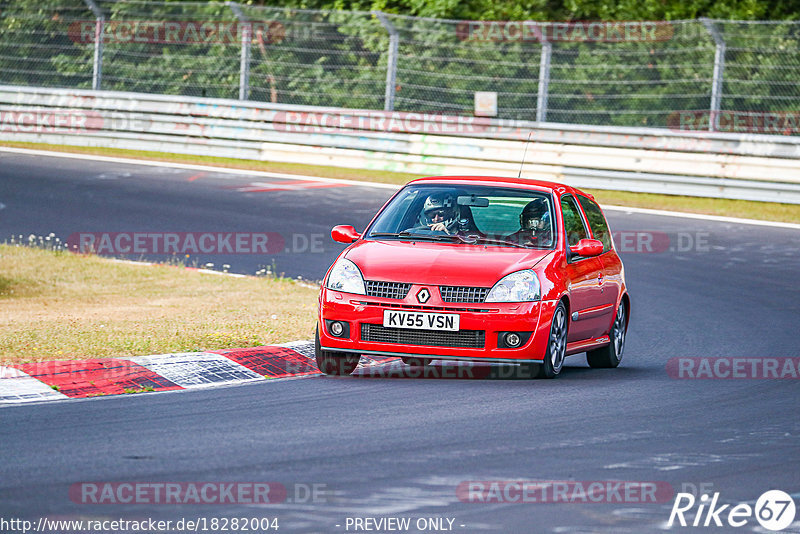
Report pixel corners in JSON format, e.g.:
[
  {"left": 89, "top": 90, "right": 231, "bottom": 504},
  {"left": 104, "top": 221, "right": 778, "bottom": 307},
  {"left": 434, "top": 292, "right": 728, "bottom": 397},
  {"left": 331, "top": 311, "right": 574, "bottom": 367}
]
[{"left": 1, "top": 86, "right": 800, "bottom": 204}]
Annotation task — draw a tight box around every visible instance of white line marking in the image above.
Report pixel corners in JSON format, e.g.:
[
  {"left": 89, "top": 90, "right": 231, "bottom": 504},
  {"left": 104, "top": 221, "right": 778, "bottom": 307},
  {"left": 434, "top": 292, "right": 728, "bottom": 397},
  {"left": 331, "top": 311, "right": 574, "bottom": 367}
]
[
  {"left": 0, "top": 146, "right": 400, "bottom": 190},
  {"left": 0, "top": 202, "right": 5, "bottom": 211},
  {"left": 603, "top": 204, "right": 800, "bottom": 230},
  {"left": 128, "top": 352, "right": 263, "bottom": 388},
  {"left": 0, "top": 366, "right": 68, "bottom": 404},
  {"left": 0, "top": 146, "right": 796, "bottom": 228},
  {"left": 280, "top": 340, "right": 316, "bottom": 359}
]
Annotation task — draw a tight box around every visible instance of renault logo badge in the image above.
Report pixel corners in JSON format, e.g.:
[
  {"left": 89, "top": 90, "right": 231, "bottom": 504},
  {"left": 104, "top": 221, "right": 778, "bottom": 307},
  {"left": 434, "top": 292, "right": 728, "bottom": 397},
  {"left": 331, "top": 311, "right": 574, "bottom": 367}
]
[{"left": 416, "top": 288, "right": 430, "bottom": 303}]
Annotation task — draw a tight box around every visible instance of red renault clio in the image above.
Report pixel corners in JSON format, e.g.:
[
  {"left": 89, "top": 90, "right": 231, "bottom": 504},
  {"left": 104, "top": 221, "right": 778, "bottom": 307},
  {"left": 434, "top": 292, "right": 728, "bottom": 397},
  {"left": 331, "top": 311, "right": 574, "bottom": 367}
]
[{"left": 316, "top": 176, "right": 629, "bottom": 378}]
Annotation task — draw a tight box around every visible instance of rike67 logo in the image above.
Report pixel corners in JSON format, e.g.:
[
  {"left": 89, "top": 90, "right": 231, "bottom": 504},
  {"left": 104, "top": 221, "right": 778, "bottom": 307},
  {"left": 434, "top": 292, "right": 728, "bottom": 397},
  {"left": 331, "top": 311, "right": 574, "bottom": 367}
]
[{"left": 668, "top": 490, "right": 796, "bottom": 531}]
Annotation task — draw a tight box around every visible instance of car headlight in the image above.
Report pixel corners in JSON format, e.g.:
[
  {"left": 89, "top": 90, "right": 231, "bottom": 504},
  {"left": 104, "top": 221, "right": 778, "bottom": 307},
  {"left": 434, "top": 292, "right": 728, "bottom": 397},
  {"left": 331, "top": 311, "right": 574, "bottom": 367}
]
[
  {"left": 325, "top": 258, "right": 366, "bottom": 295},
  {"left": 485, "top": 269, "right": 540, "bottom": 302}
]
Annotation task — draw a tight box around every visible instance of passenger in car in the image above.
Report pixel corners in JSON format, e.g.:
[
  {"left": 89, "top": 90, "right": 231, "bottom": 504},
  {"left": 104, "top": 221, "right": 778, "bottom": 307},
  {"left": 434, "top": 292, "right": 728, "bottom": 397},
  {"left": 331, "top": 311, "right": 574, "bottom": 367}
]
[{"left": 506, "top": 198, "right": 553, "bottom": 247}]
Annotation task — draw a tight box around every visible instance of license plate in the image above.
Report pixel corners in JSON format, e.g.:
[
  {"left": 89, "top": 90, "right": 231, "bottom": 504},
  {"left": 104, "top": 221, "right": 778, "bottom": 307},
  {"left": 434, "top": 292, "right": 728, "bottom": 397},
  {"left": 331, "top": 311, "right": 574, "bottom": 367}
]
[{"left": 382, "top": 310, "right": 460, "bottom": 331}]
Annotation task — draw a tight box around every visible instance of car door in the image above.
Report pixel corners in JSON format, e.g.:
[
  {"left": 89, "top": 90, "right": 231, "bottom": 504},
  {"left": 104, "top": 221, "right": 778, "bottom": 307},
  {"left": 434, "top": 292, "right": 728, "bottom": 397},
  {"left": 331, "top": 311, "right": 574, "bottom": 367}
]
[
  {"left": 576, "top": 194, "right": 621, "bottom": 331},
  {"left": 560, "top": 194, "right": 607, "bottom": 342}
]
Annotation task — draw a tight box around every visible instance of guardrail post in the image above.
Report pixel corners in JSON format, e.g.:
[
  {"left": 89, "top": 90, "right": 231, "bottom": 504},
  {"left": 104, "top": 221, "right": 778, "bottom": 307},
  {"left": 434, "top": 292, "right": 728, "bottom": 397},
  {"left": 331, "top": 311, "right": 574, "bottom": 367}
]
[
  {"left": 82, "top": 0, "right": 104, "bottom": 90},
  {"left": 701, "top": 18, "right": 725, "bottom": 132},
  {"left": 373, "top": 11, "right": 398, "bottom": 112},
  {"left": 228, "top": 2, "right": 251, "bottom": 100},
  {"left": 536, "top": 35, "right": 551, "bottom": 123}
]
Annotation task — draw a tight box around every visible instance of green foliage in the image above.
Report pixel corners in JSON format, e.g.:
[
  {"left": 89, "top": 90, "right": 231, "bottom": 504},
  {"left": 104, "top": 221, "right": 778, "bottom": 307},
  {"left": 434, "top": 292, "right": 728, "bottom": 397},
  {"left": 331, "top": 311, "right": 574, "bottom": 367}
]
[
  {"left": 259, "top": 0, "right": 800, "bottom": 21},
  {"left": 0, "top": 0, "right": 798, "bottom": 129},
  {"left": 0, "top": 0, "right": 94, "bottom": 89}
]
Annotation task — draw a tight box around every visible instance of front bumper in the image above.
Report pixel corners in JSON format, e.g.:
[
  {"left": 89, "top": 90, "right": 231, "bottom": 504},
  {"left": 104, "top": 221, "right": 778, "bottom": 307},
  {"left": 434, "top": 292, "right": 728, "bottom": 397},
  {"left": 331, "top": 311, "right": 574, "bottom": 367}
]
[{"left": 319, "top": 287, "right": 557, "bottom": 363}]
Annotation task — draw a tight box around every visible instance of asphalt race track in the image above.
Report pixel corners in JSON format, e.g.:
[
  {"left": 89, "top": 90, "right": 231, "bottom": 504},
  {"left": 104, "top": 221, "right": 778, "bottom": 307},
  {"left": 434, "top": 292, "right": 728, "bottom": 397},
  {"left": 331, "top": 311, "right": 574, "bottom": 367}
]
[
  {"left": 1, "top": 150, "right": 799, "bottom": 533},
  {"left": 0, "top": 151, "right": 385, "bottom": 279}
]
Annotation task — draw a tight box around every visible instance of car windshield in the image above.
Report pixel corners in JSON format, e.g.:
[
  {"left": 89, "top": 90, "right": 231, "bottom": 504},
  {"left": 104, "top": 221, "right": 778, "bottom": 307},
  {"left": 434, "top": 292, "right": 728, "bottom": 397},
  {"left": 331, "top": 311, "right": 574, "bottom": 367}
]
[{"left": 366, "top": 184, "right": 556, "bottom": 249}]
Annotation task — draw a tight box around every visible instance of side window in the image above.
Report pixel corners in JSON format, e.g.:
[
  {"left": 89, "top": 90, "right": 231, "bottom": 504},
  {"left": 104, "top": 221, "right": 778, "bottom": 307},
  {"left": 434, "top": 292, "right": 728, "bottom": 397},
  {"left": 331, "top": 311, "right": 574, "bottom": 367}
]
[
  {"left": 577, "top": 195, "right": 612, "bottom": 252},
  {"left": 560, "top": 196, "right": 588, "bottom": 247}
]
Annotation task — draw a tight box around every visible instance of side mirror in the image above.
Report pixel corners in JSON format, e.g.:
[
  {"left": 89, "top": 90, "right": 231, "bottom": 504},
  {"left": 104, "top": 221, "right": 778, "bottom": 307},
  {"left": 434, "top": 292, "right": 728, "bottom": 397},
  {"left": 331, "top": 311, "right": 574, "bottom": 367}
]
[
  {"left": 570, "top": 238, "right": 604, "bottom": 257},
  {"left": 331, "top": 225, "right": 361, "bottom": 244}
]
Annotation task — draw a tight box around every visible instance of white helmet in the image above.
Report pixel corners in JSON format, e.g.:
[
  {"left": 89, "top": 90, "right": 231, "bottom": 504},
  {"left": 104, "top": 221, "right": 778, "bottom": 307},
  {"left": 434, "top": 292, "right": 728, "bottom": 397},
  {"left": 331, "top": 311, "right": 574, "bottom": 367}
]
[{"left": 421, "top": 193, "right": 458, "bottom": 229}]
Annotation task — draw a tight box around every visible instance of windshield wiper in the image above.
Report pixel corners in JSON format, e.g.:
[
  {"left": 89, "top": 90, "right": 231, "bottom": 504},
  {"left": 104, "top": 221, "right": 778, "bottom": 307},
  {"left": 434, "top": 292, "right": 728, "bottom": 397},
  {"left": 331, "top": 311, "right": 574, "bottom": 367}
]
[
  {"left": 371, "top": 232, "right": 536, "bottom": 248},
  {"left": 370, "top": 231, "right": 456, "bottom": 242}
]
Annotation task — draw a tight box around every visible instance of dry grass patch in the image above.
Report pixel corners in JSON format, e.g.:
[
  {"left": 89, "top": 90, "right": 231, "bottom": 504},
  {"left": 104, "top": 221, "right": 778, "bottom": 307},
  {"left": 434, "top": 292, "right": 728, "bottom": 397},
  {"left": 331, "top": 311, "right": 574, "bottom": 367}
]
[{"left": 0, "top": 245, "right": 318, "bottom": 364}]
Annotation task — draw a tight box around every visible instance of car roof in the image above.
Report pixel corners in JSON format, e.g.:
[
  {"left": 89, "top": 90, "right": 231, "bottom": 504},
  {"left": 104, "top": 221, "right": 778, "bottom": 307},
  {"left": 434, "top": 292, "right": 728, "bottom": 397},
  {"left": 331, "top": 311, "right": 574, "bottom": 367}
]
[{"left": 407, "top": 175, "right": 595, "bottom": 200}]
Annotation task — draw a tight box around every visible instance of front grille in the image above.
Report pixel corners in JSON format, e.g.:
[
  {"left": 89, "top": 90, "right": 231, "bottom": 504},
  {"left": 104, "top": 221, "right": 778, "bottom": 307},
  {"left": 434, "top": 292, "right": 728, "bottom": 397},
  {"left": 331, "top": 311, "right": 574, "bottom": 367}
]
[
  {"left": 356, "top": 301, "right": 497, "bottom": 313},
  {"left": 440, "top": 286, "right": 491, "bottom": 303},
  {"left": 365, "top": 280, "right": 411, "bottom": 300},
  {"left": 361, "top": 323, "right": 485, "bottom": 349}
]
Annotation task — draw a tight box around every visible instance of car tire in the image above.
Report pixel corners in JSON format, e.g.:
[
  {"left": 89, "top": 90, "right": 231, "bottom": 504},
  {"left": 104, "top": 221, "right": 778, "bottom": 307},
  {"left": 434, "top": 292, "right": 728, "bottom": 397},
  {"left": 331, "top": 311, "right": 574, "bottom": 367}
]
[
  {"left": 535, "top": 301, "right": 568, "bottom": 379},
  {"left": 401, "top": 357, "right": 432, "bottom": 367},
  {"left": 586, "top": 300, "right": 627, "bottom": 369},
  {"left": 315, "top": 326, "right": 361, "bottom": 376}
]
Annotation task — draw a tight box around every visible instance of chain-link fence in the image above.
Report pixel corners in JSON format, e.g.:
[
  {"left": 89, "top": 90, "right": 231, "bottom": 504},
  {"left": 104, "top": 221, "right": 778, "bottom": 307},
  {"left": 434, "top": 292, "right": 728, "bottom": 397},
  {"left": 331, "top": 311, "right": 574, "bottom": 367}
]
[{"left": 1, "top": 0, "right": 799, "bottom": 132}]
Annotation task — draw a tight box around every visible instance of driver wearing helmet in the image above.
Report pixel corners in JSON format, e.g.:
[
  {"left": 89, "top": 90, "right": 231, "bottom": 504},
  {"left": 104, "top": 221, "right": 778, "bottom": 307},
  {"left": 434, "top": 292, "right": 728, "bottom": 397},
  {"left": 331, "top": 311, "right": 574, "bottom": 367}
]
[
  {"left": 419, "top": 193, "right": 459, "bottom": 234},
  {"left": 508, "top": 198, "right": 553, "bottom": 246}
]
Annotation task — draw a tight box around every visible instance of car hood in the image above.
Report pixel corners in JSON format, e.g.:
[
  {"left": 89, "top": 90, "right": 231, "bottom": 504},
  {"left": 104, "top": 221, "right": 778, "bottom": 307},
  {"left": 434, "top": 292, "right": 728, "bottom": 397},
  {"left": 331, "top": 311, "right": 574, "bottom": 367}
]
[{"left": 345, "top": 239, "right": 553, "bottom": 286}]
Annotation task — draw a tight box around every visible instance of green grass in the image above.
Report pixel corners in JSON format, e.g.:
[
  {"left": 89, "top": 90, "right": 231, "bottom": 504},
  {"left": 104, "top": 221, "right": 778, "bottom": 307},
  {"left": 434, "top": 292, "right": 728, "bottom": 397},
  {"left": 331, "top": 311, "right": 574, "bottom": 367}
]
[
  {"left": 123, "top": 386, "right": 155, "bottom": 394},
  {"left": 585, "top": 190, "right": 799, "bottom": 223},
  {"left": 2, "top": 141, "right": 798, "bottom": 224},
  {"left": 0, "top": 244, "right": 318, "bottom": 364}
]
